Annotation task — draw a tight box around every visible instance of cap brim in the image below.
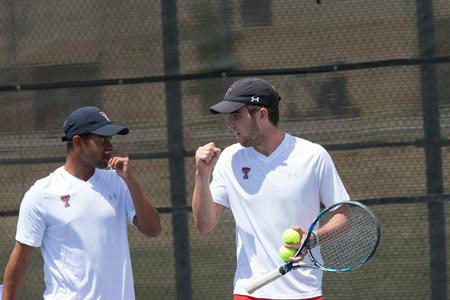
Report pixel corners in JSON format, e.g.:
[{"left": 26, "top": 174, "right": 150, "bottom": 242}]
[
  {"left": 209, "top": 100, "right": 246, "bottom": 114},
  {"left": 90, "top": 124, "right": 129, "bottom": 136}
]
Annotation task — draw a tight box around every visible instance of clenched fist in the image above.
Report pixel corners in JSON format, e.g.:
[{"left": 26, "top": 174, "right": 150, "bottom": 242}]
[{"left": 195, "top": 142, "right": 222, "bottom": 177}]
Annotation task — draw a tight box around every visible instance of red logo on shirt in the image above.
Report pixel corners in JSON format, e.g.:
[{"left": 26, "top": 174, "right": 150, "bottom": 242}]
[
  {"left": 242, "top": 167, "right": 251, "bottom": 179},
  {"left": 60, "top": 194, "right": 71, "bottom": 208}
]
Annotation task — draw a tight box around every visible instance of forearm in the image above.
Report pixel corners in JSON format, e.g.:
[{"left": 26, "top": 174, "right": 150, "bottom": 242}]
[
  {"left": 124, "top": 175, "right": 161, "bottom": 237},
  {"left": 2, "top": 244, "right": 33, "bottom": 300},
  {"left": 312, "top": 209, "right": 349, "bottom": 248},
  {"left": 317, "top": 207, "right": 349, "bottom": 236},
  {"left": 192, "top": 173, "right": 221, "bottom": 234}
]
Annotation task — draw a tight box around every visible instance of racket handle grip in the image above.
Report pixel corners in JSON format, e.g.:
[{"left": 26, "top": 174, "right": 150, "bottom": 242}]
[{"left": 245, "top": 267, "right": 283, "bottom": 294}]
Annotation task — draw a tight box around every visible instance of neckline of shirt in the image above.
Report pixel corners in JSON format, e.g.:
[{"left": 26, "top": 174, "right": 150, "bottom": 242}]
[
  {"left": 249, "top": 132, "right": 290, "bottom": 163},
  {"left": 59, "top": 166, "right": 99, "bottom": 186}
]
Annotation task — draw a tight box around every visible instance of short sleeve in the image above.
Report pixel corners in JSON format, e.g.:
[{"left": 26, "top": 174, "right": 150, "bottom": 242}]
[
  {"left": 120, "top": 179, "right": 136, "bottom": 226},
  {"left": 210, "top": 154, "right": 230, "bottom": 209},
  {"left": 316, "top": 146, "right": 350, "bottom": 208},
  {"left": 16, "top": 189, "right": 46, "bottom": 247}
]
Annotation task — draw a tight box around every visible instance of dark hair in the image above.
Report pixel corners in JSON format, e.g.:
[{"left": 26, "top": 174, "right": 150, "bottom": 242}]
[
  {"left": 65, "top": 134, "right": 89, "bottom": 153},
  {"left": 247, "top": 104, "right": 279, "bottom": 126}
]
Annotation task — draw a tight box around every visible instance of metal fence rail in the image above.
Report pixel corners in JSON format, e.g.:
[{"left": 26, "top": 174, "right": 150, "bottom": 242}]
[{"left": 1, "top": 0, "right": 450, "bottom": 299}]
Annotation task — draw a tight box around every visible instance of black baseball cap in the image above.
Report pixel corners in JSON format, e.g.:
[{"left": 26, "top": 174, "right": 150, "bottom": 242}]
[
  {"left": 61, "top": 106, "right": 129, "bottom": 142},
  {"left": 209, "top": 77, "right": 281, "bottom": 114}
]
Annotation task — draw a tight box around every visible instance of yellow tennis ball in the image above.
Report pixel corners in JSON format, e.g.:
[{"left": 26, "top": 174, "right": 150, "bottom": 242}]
[
  {"left": 282, "top": 228, "right": 301, "bottom": 244},
  {"left": 279, "top": 246, "right": 296, "bottom": 261}
]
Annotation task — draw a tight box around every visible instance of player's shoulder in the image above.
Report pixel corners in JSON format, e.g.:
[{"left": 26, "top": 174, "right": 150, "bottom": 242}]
[
  {"left": 29, "top": 167, "right": 63, "bottom": 192},
  {"left": 93, "top": 168, "right": 126, "bottom": 187},
  {"left": 287, "top": 135, "right": 331, "bottom": 165},
  {"left": 93, "top": 168, "right": 123, "bottom": 183},
  {"left": 290, "top": 134, "right": 327, "bottom": 154},
  {"left": 24, "top": 167, "right": 66, "bottom": 200},
  {"left": 94, "top": 167, "right": 117, "bottom": 178},
  {"left": 221, "top": 142, "right": 245, "bottom": 157}
]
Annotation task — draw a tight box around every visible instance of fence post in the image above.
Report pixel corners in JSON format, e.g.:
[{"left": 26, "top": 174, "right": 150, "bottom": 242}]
[
  {"left": 416, "top": 1, "right": 447, "bottom": 299},
  {"left": 161, "top": 1, "right": 193, "bottom": 299}
]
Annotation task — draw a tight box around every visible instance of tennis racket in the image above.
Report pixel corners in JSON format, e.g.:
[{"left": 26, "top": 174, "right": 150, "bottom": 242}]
[{"left": 245, "top": 200, "right": 380, "bottom": 294}]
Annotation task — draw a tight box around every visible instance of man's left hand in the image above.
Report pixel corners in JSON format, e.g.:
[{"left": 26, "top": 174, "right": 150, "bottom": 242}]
[{"left": 108, "top": 152, "right": 132, "bottom": 179}]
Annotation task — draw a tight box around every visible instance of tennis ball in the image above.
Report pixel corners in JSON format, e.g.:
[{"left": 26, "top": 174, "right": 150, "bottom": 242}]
[
  {"left": 279, "top": 246, "right": 296, "bottom": 261},
  {"left": 282, "top": 228, "right": 301, "bottom": 244}
]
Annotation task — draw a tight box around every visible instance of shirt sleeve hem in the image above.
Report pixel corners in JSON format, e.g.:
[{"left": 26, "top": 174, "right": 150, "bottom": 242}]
[{"left": 15, "top": 236, "right": 41, "bottom": 248}]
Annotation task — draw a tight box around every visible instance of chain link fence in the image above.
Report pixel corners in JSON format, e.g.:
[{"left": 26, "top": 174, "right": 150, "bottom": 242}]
[{"left": 1, "top": 0, "right": 449, "bottom": 299}]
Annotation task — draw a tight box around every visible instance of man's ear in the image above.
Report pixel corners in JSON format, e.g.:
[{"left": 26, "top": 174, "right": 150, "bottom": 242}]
[
  {"left": 259, "top": 107, "right": 269, "bottom": 121},
  {"left": 72, "top": 135, "right": 83, "bottom": 147}
]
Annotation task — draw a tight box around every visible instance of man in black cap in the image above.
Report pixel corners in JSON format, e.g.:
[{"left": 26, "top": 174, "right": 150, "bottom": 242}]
[
  {"left": 3, "top": 106, "right": 161, "bottom": 300},
  {"left": 192, "top": 78, "right": 350, "bottom": 300}
]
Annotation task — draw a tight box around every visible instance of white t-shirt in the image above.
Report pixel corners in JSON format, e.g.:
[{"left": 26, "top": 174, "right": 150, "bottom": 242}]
[
  {"left": 210, "top": 133, "right": 350, "bottom": 299},
  {"left": 16, "top": 166, "right": 137, "bottom": 300}
]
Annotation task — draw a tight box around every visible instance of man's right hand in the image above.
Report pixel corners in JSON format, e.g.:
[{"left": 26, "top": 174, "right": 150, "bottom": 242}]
[
  {"left": 192, "top": 142, "right": 224, "bottom": 234},
  {"left": 2, "top": 242, "right": 35, "bottom": 300},
  {"left": 195, "top": 142, "right": 222, "bottom": 177}
]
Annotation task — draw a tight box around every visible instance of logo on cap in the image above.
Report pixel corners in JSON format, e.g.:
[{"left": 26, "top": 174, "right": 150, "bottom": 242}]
[
  {"left": 99, "top": 112, "right": 111, "bottom": 121},
  {"left": 226, "top": 83, "right": 236, "bottom": 95},
  {"left": 250, "top": 96, "right": 260, "bottom": 103}
]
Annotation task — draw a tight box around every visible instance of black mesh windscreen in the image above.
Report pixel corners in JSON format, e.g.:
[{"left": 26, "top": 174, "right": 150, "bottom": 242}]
[{"left": 1, "top": 0, "right": 449, "bottom": 299}]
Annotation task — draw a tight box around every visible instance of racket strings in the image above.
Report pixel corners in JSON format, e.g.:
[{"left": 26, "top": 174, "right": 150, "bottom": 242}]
[{"left": 312, "top": 205, "right": 379, "bottom": 271}]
